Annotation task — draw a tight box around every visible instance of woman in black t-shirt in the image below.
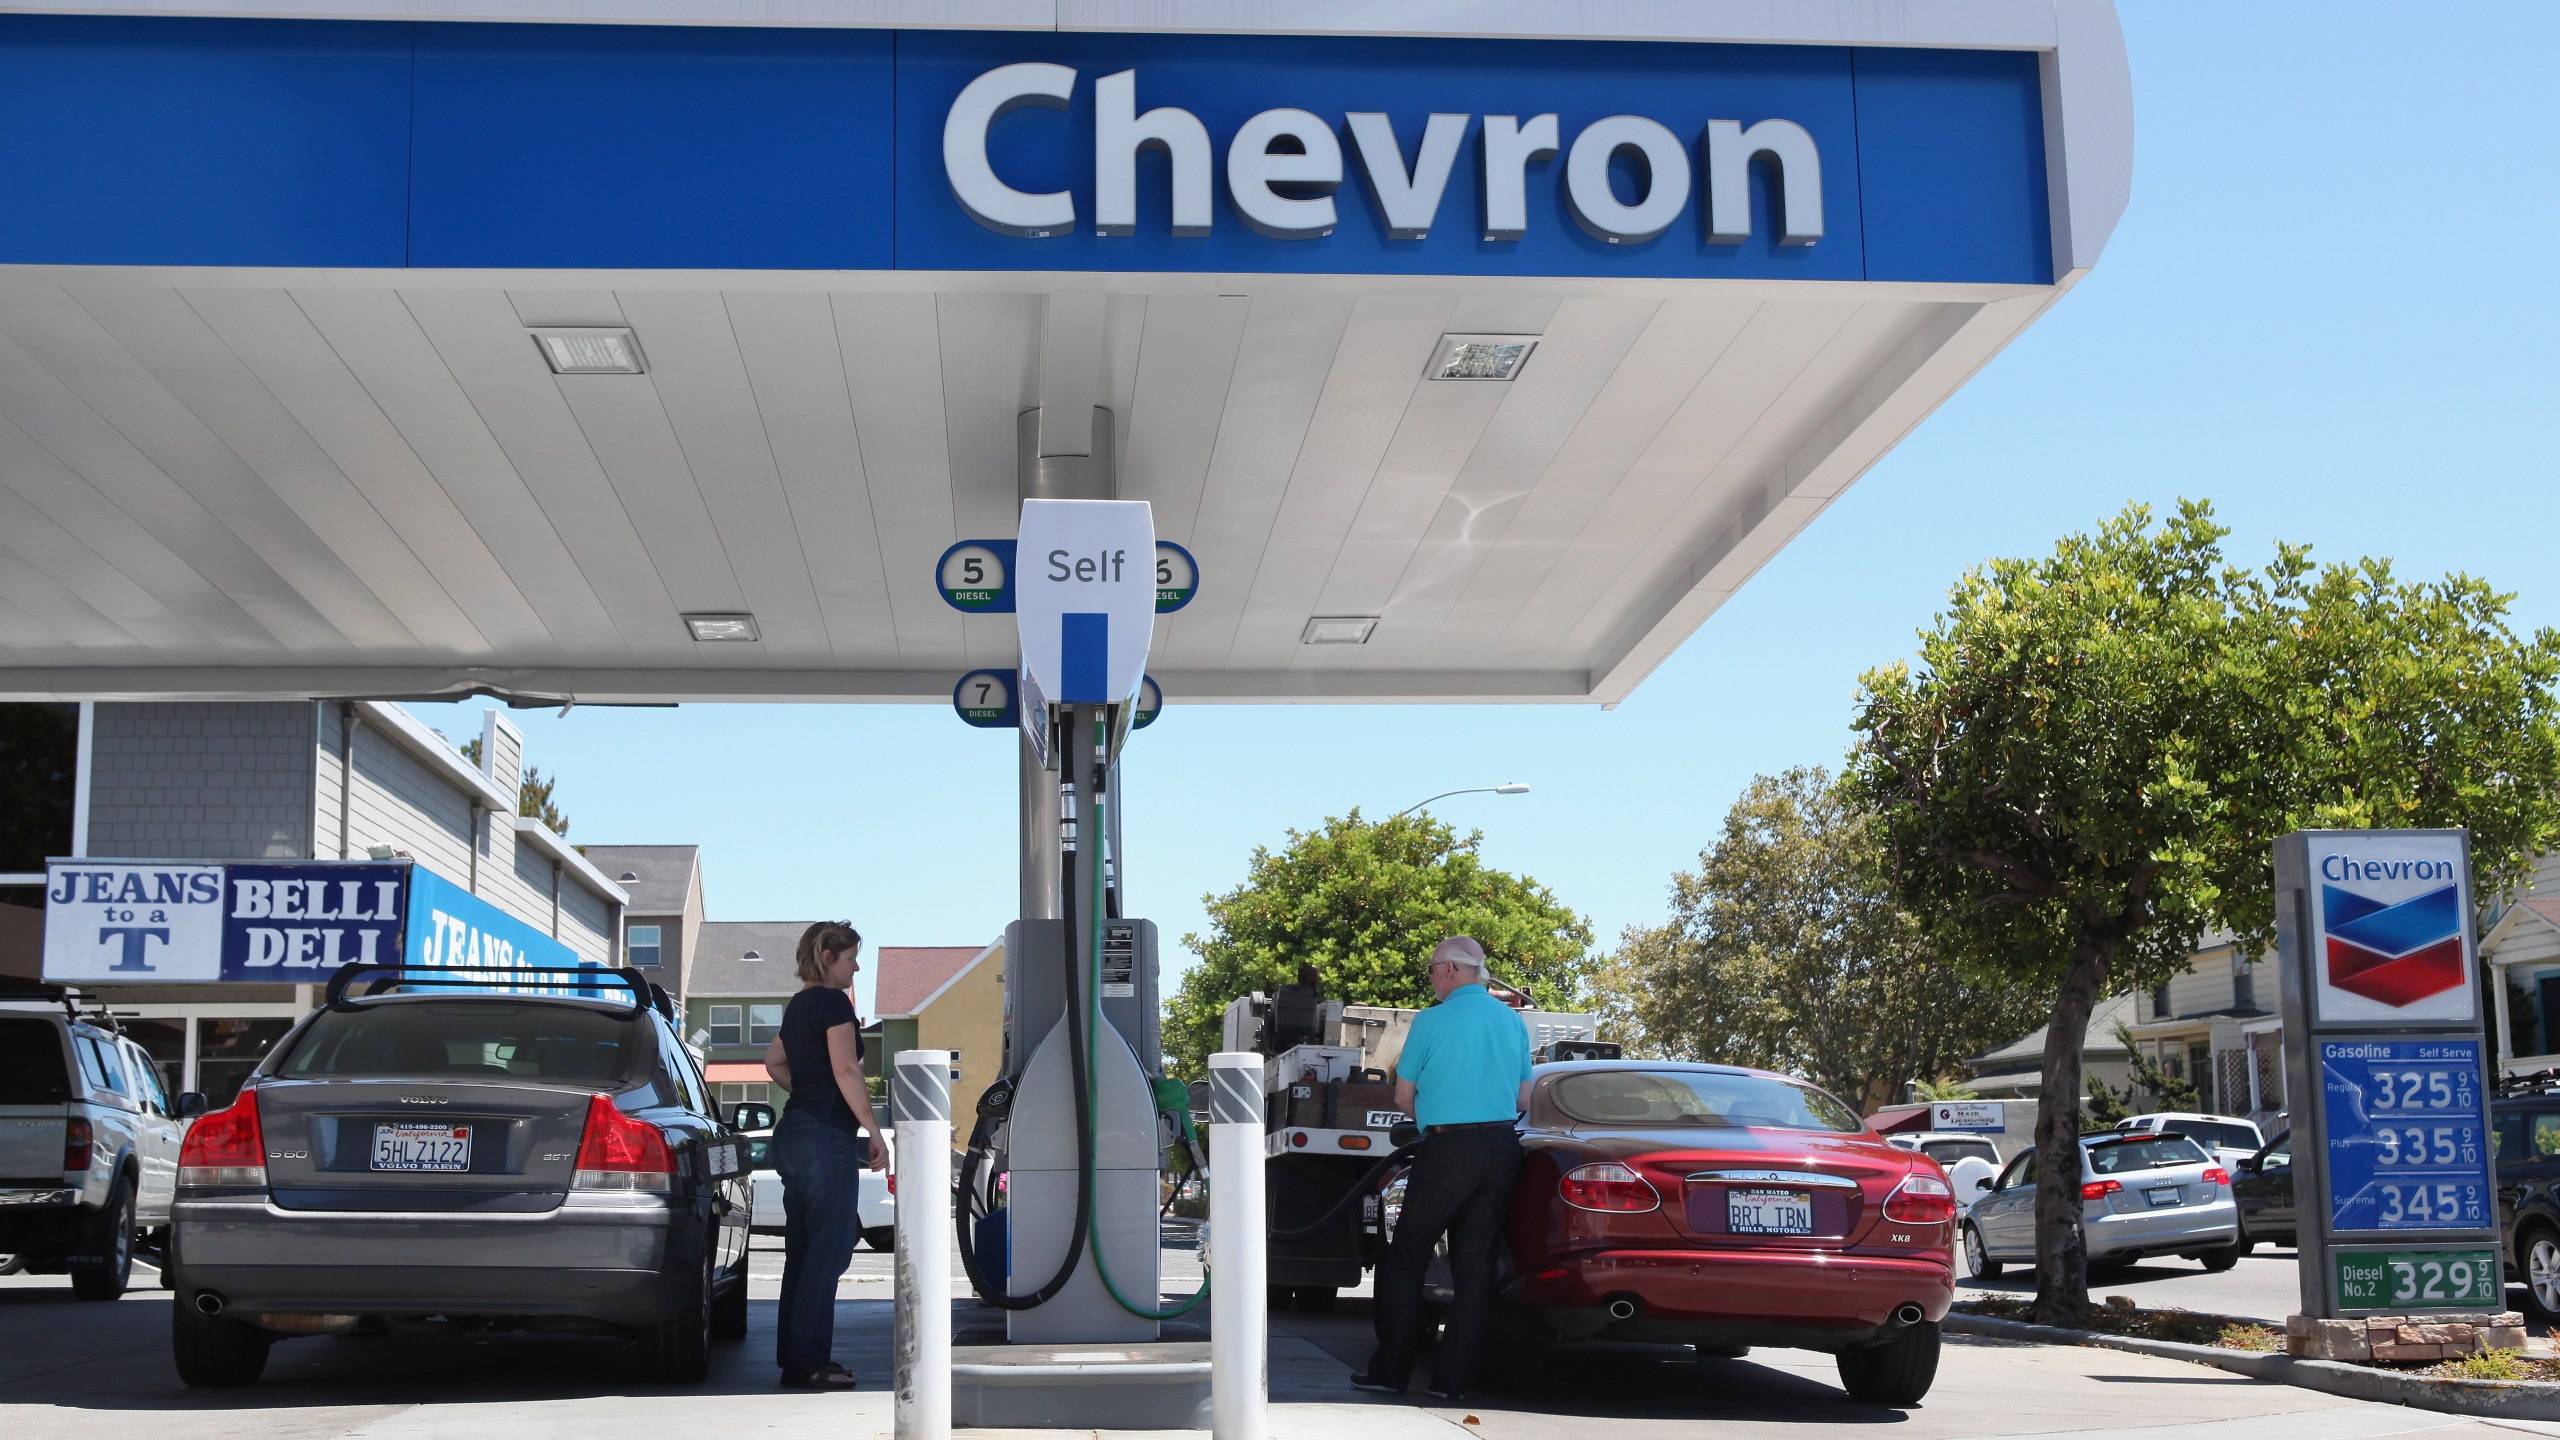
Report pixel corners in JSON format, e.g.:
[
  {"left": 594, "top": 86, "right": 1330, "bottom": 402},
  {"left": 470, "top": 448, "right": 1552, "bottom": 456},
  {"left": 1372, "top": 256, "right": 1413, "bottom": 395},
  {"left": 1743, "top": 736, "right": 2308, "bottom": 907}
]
[{"left": 761, "top": 921, "right": 889, "bottom": 1389}]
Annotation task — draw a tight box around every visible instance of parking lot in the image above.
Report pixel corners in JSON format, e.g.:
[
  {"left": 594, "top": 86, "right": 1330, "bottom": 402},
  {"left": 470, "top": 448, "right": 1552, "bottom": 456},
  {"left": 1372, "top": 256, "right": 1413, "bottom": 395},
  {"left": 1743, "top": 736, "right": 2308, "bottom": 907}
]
[{"left": 5, "top": 1231, "right": 2557, "bottom": 1440}]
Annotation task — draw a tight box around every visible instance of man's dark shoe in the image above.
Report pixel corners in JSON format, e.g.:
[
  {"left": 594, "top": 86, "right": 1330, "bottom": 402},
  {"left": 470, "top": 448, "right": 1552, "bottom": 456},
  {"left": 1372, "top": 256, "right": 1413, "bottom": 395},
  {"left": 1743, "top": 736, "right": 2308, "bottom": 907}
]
[
  {"left": 1348, "top": 1371, "right": 1406, "bottom": 1395},
  {"left": 1427, "top": 1388, "right": 1468, "bottom": 1405}
]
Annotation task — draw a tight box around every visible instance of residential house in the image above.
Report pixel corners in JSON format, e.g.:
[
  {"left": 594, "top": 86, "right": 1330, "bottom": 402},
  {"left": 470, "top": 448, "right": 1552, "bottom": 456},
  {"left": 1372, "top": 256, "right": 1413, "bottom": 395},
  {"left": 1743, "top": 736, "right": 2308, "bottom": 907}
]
[
  {"left": 1964, "top": 991, "right": 2141, "bottom": 1103},
  {"left": 2124, "top": 932, "right": 2283, "bottom": 1127},
  {"left": 683, "top": 920, "right": 808, "bottom": 1118},
  {"left": 2481, "top": 852, "right": 2560, "bottom": 1075},
  {"left": 875, "top": 941, "right": 1003, "bottom": 1118},
  {"left": 584, "top": 844, "right": 704, "bottom": 1003}
]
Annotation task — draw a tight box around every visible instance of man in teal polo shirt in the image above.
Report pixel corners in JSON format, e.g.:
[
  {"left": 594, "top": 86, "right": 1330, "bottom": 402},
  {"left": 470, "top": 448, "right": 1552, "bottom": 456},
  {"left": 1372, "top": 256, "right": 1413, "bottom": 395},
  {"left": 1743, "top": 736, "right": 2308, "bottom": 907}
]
[{"left": 1352, "top": 935, "right": 1533, "bottom": 1403}]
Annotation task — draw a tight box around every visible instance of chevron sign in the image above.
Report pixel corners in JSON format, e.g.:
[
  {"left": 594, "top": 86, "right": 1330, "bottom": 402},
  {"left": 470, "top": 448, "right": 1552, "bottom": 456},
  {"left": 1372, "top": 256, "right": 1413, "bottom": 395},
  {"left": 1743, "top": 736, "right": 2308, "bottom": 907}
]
[{"left": 2310, "top": 839, "right": 2477, "bottom": 1025}]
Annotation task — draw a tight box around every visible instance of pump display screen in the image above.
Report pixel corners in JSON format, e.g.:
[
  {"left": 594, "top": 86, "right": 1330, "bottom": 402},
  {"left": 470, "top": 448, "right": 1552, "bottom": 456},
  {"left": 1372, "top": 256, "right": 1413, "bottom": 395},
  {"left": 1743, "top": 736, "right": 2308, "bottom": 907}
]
[{"left": 2319, "top": 1038, "right": 2491, "bottom": 1233}]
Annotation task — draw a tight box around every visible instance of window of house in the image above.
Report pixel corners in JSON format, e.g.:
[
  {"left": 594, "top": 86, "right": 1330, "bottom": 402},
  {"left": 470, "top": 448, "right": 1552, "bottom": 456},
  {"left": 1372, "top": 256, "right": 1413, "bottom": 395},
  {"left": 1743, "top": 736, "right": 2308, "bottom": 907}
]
[
  {"left": 747, "top": 1003, "right": 783, "bottom": 1046},
  {"left": 2510, "top": 966, "right": 2560, "bottom": 1061},
  {"left": 628, "top": 924, "right": 662, "bottom": 968},
  {"left": 2150, "top": 980, "right": 2172, "bottom": 1018},
  {"left": 716, "top": 1081, "right": 771, "bottom": 1109},
  {"left": 707, "top": 1004, "right": 741, "bottom": 1046},
  {"left": 2188, "top": 1040, "right": 2215, "bottom": 1111},
  {"left": 2232, "top": 952, "right": 2256, "bottom": 1010}
]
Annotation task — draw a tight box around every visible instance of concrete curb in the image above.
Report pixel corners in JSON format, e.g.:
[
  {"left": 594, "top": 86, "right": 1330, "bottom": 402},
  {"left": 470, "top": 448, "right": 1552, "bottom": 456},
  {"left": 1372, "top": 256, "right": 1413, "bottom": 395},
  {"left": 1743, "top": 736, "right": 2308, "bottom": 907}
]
[{"left": 1945, "top": 1311, "right": 2560, "bottom": 1422}]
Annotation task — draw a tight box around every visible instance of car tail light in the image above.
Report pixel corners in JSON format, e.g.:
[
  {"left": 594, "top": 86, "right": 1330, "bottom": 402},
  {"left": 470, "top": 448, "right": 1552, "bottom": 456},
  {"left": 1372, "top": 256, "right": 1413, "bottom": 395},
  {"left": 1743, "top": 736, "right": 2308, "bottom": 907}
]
[
  {"left": 1559, "top": 1162, "right": 1660, "bottom": 1213},
  {"left": 1882, "top": 1172, "right": 1955, "bottom": 1224},
  {"left": 64, "top": 1116, "right": 92, "bottom": 1172},
  {"left": 887, "top": 1172, "right": 897, "bottom": 1196},
  {"left": 2081, "top": 1179, "right": 2121, "bottom": 1202},
  {"left": 573, "top": 1092, "right": 674, "bottom": 1193},
  {"left": 2202, "top": 1167, "right": 2230, "bottom": 1187},
  {"left": 179, "top": 1091, "right": 266, "bottom": 1188}
]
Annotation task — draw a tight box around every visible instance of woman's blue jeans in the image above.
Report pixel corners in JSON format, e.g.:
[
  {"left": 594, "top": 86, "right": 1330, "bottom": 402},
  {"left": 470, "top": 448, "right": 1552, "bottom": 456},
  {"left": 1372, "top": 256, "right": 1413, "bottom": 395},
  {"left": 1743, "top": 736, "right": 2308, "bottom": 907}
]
[{"left": 773, "top": 1114, "right": 870, "bottom": 1375}]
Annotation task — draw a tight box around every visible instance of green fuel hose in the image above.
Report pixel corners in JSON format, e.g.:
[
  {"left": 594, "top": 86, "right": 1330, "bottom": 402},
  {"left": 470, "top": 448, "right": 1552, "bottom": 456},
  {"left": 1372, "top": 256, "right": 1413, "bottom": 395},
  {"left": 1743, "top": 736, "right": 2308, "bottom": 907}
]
[{"left": 1082, "top": 760, "right": 1210, "bottom": 1320}]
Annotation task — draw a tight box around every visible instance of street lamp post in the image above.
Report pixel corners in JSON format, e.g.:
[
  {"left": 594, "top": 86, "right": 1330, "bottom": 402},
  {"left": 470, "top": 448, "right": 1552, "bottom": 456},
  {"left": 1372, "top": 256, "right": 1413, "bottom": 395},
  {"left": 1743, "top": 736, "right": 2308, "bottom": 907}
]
[{"left": 1394, "top": 782, "right": 1530, "bottom": 818}]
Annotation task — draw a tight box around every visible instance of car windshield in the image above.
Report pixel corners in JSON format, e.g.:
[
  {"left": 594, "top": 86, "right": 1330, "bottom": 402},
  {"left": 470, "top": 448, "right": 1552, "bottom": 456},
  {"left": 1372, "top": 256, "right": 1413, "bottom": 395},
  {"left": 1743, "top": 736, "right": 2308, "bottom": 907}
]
[
  {"left": 2086, "top": 1135, "right": 2209, "bottom": 1174},
  {"left": 1552, "top": 1069, "right": 1862, "bottom": 1133},
  {"left": 274, "top": 1001, "right": 631, "bottom": 1083},
  {"left": 0, "top": 1018, "right": 69, "bottom": 1104},
  {"left": 2161, "top": 1120, "right": 2259, "bottom": 1151}
]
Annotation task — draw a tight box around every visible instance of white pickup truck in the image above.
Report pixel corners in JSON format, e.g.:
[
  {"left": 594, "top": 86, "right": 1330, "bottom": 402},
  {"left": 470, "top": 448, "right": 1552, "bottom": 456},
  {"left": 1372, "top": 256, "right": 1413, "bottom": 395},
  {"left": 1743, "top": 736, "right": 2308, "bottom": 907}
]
[{"left": 0, "top": 1000, "right": 193, "bottom": 1298}]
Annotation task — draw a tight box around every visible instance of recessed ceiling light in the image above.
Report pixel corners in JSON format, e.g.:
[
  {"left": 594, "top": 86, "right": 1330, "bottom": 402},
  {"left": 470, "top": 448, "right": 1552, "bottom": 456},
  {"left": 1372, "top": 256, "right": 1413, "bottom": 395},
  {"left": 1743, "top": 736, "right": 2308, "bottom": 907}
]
[
  {"left": 1301, "top": 616, "right": 1379, "bottom": 645},
  {"left": 1426, "top": 333, "right": 1539, "bottom": 382},
  {"left": 684, "top": 612, "right": 759, "bottom": 642},
  {"left": 532, "top": 328, "right": 647, "bottom": 375}
]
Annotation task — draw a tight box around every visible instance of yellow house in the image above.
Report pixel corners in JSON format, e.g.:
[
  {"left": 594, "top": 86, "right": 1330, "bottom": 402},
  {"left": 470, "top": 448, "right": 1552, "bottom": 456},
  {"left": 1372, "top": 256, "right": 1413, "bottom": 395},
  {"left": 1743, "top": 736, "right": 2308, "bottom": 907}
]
[{"left": 874, "top": 940, "right": 1003, "bottom": 1115}]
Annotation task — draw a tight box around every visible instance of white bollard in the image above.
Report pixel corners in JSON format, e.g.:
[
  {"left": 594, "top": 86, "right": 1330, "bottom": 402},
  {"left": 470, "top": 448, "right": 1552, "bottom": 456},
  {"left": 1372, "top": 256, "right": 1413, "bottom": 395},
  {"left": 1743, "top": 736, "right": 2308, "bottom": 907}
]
[
  {"left": 1208, "top": 1051, "right": 1268, "bottom": 1440},
  {"left": 893, "top": 1050, "right": 952, "bottom": 1440}
]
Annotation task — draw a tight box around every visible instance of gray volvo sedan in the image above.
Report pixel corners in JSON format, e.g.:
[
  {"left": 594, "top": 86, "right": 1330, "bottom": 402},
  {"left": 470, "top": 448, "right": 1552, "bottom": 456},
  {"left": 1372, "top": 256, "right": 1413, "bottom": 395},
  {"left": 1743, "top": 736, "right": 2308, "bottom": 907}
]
[{"left": 168, "top": 965, "right": 751, "bottom": 1386}]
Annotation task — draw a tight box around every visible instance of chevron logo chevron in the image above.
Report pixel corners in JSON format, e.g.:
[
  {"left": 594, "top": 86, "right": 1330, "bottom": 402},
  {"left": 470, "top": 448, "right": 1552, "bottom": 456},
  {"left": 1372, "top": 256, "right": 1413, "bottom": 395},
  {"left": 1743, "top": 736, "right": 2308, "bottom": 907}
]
[{"left": 2322, "top": 883, "right": 2465, "bottom": 1008}]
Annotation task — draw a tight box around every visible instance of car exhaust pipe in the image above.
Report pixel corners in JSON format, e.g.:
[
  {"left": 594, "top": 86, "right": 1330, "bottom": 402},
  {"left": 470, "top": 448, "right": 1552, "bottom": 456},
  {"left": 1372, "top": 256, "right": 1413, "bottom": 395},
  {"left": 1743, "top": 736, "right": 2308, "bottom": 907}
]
[
  {"left": 1606, "top": 1297, "right": 1639, "bottom": 1321},
  {"left": 193, "top": 1292, "right": 226, "bottom": 1316},
  {"left": 1888, "top": 1303, "right": 1926, "bottom": 1328}
]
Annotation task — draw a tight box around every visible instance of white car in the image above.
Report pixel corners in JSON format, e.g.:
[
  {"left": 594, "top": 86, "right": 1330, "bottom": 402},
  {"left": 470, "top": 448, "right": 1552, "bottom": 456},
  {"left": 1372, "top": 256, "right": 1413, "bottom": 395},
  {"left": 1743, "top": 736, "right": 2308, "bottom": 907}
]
[
  {"left": 1963, "top": 1132, "right": 2241, "bottom": 1277},
  {"left": 742, "top": 1129, "right": 894, "bottom": 1250},
  {"left": 2113, "top": 1112, "right": 2265, "bottom": 1169},
  {"left": 1887, "top": 1131, "right": 2001, "bottom": 1217},
  {"left": 0, "top": 1000, "right": 191, "bottom": 1298}
]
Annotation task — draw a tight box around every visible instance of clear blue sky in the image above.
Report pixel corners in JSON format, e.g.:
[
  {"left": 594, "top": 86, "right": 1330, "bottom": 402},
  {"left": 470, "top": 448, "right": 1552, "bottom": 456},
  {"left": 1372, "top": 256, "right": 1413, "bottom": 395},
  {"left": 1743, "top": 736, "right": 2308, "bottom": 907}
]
[{"left": 409, "top": 7, "right": 2560, "bottom": 1017}]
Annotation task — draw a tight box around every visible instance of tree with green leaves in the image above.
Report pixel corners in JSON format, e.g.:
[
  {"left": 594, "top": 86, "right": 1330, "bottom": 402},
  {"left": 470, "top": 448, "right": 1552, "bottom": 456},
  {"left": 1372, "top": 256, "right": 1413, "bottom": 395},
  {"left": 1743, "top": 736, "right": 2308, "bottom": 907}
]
[
  {"left": 1591, "top": 767, "right": 2047, "bottom": 1113},
  {"left": 1847, "top": 500, "right": 2560, "bottom": 1324},
  {"left": 459, "top": 737, "right": 571, "bottom": 836},
  {"left": 1162, "top": 811, "right": 1593, "bottom": 1079}
]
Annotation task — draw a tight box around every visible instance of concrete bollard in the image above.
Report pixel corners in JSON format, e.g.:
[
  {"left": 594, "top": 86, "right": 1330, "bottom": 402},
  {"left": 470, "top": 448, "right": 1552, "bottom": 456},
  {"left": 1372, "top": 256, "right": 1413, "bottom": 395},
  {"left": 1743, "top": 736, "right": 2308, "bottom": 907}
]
[
  {"left": 893, "top": 1050, "right": 952, "bottom": 1440},
  {"left": 1208, "top": 1051, "right": 1267, "bottom": 1440}
]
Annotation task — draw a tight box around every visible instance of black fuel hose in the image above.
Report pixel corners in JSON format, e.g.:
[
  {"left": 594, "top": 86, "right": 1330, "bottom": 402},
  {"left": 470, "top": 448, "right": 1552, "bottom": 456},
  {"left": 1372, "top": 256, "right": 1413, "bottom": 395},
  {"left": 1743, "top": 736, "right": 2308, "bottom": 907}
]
[
  {"left": 950, "top": 822, "right": 1096, "bottom": 1310},
  {"left": 1266, "top": 1142, "right": 1425, "bottom": 1244}
]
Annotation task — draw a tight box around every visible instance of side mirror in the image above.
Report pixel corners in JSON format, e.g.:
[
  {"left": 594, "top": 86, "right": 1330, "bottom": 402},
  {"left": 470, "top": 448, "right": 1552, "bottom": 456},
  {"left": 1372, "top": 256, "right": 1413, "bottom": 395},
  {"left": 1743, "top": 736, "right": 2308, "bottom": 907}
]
[
  {"left": 1973, "top": 1176, "right": 1994, "bottom": 1192},
  {"left": 2236, "top": 1156, "right": 2259, "bottom": 1174},
  {"left": 175, "top": 1092, "right": 210, "bottom": 1119},
  {"left": 732, "top": 1102, "right": 777, "bottom": 1132},
  {"left": 1389, "top": 1120, "right": 1423, "bottom": 1149}
]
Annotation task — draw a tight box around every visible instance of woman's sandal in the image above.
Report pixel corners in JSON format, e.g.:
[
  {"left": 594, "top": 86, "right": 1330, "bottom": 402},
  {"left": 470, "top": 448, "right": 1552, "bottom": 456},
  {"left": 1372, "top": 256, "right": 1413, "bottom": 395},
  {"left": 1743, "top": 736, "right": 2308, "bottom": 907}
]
[{"left": 781, "top": 1363, "right": 859, "bottom": 1390}]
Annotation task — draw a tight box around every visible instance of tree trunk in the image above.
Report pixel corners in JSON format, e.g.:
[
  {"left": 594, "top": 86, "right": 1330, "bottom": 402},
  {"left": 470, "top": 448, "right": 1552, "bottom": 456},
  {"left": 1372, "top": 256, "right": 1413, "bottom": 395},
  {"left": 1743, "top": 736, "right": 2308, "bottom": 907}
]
[{"left": 2029, "top": 931, "right": 2116, "bottom": 1327}]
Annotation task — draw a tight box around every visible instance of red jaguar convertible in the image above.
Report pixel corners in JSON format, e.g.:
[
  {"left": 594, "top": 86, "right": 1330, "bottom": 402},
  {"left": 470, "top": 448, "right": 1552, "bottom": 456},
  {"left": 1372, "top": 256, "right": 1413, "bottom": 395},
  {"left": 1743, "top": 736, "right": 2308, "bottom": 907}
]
[{"left": 1391, "top": 1060, "right": 1955, "bottom": 1406}]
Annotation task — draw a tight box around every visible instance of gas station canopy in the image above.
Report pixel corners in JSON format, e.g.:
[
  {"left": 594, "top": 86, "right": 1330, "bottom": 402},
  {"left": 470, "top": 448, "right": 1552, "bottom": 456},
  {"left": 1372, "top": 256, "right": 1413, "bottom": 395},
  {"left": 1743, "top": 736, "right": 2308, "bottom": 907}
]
[{"left": 0, "top": 2, "right": 2131, "bottom": 706}]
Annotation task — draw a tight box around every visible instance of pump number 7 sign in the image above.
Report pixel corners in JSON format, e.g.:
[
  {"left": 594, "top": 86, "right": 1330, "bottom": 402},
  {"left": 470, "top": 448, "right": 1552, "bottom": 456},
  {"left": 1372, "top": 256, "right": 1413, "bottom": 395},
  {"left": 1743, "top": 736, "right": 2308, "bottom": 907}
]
[{"left": 951, "top": 669, "right": 1016, "bottom": 727}]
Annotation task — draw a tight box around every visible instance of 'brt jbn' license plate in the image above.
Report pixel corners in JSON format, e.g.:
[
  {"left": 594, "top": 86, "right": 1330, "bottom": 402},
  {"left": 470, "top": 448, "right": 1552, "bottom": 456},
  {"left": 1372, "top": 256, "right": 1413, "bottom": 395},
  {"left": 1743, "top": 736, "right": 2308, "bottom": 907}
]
[
  {"left": 372, "top": 1122, "right": 471, "bottom": 1172},
  {"left": 1728, "top": 1188, "right": 1814, "bottom": 1235}
]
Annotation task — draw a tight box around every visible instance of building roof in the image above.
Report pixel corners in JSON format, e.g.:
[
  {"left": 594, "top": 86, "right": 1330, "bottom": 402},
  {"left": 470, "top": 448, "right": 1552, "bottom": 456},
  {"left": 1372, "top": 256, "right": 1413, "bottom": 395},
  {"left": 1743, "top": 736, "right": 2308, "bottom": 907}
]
[
  {"left": 875, "top": 946, "right": 993, "bottom": 1020},
  {"left": 685, "top": 920, "right": 811, "bottom": 1001},
  {"left": 582, "top": 845, "right": 700, "bottom": 916},
  {"left": 1969, "top": 991, "right": 2139, "bottom": 1077}
]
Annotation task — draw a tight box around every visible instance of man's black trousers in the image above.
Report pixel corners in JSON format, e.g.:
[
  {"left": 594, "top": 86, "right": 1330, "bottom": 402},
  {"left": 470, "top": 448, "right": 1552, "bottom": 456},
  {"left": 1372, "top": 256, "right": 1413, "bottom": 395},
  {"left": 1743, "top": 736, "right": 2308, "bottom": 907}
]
[{"left": 1366, "top": 1127, "right": 1524, "bottom": 1395}]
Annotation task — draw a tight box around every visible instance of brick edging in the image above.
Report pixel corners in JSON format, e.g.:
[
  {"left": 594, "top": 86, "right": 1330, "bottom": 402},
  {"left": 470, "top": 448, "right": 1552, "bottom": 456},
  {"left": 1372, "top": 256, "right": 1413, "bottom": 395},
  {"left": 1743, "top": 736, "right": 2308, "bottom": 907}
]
[{"left": 1943, "top": 1312, "right": 2560, "bottom": 1422}]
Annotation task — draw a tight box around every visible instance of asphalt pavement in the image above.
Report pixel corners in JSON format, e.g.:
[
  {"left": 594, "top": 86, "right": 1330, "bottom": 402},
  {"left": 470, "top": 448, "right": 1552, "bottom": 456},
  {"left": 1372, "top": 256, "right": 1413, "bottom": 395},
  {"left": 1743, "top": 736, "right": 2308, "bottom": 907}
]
[{"left": 6, "top": 1233, "right": 2559, "bottom": 1440}]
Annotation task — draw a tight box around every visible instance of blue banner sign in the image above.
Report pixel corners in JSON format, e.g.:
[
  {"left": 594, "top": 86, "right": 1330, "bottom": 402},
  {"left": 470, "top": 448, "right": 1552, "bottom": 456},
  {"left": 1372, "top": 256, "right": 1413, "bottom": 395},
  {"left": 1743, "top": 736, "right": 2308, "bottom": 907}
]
[
  {"left": 44, "top": 858, "right": 590, "bottom": 988},
  {"left": 404, "top": 864, "right": 597, "bottom": 995},
  {"left": 2320, "top": 1037, "right": 2492, "bottom": 1234}
]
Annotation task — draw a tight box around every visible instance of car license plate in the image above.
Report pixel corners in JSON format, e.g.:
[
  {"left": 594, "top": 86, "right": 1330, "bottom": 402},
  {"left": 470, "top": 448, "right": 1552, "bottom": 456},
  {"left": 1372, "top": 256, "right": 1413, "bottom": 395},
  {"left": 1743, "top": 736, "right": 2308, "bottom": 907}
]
[
  {"left": 372, "top": 1122, "right": 471, "bottom": 1173},
  {"left": 2145, "top": 1185, "right": 2180, "bottom": 1208},
  {"left": 1728, "top": 1188, "right": 1814, "bottom": 1235}
]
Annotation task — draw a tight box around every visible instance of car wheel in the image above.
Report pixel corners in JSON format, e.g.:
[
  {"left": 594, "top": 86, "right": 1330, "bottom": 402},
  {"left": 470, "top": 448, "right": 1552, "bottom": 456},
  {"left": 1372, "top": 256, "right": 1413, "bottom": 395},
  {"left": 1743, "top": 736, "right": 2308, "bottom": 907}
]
[
  {"left": 2521, "top": 1228, "right": 2560, "bottom": 1322},
  {"left": 172, "top": 1292, "right": 272, "bottom": 1387},
  {"left": 863, "top": 1226, "right": 897, "bottom": 1253},
  {"left": 1292, "top": 1286, "right": 1339, "bottom": 1312},
  {"left": 1487, "top": 1305, "right": 1553, "bottom": 1384},
  {"left": 710, "top": 1249, "right": 749, "bottom": 1341},
  {"left": 2088, "top": 1257, "right": 2134, "bottom": 1282},
  {"left": 0, "top": 1254, "right": 21, "bottom": 1277},
  {"left": 1836, "top": 1320, "right": 1940, "bottom": 1407},
  {"left": 1962, "top": 1223, "right": 2001, "bottom": 1280},
  {"left": 70, "top": 1177, "right": 135, "bottom": 1302},
  {"left": 1692, "top": 1344, "right": 1750, "bottom": 1360},
  {"left": 2230, "top": 1215, "right": 2256, "bottom": 1256},
  {"left": 2199, "top": 1244, "right": 2243, "bottom": 1273},
  {"left": 636, "top": 1237, "right": 714, "bottom": 1383}
]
